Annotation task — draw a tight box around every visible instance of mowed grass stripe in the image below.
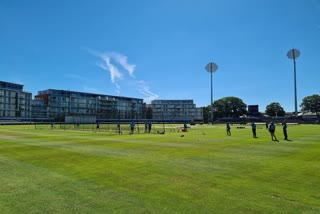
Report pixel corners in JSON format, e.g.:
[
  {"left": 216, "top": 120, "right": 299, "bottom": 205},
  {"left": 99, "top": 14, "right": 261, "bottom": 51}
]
[
  {"left": 0, "top": 156, "right": 151, "bottom": 214},
  {"left": 0, "top": 124, "right": 319, "bottom": 213}
]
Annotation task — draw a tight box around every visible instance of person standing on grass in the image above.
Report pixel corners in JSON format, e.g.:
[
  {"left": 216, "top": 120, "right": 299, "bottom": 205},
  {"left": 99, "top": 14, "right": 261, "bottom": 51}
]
[
  {"left": 251, "top": 122, "right": 257, "bottom": 138},
  {"left": 268, "top": 122, "right": 278, "bottom": 141},
  {"left": 117, "top": 123, "right": 122, "bottom": 135},
  {"left": 148, "top": 121, "right": 152, "bottom": 133},
  {"left": 144, "top": 122, "right": 148, "bottom": 133},
  {"left": 226, "top": 123, "right": 231, "bottom": 136},
  {"left": 183, "top": 123, "right": 188, "bottom": 132},
  {"left": 282, "top": 122, "right": 288, "bottom": 140}
]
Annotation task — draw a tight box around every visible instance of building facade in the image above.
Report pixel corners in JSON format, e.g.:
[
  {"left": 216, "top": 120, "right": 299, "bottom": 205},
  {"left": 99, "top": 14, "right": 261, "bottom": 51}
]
[
  {"left": 151, "top": 100, "right": 203, "bottom": 122},
  {"left": 0, "top": 81, "right": 32, "bottom": 117},
  {"left": 33, "top": 89, "right": 145, "bottom": 121},
  {"left": 0, "top": 80, "right": 204, "bottom": 123}
]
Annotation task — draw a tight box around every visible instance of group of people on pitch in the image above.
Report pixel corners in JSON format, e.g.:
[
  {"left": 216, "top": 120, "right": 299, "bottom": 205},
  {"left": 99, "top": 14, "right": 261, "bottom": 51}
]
[
  {"left": 226, "top": 122, "right": 289, "bottom": 141},
  {"left": 264, "top": 122, "right": 288, "bottom": 141}
]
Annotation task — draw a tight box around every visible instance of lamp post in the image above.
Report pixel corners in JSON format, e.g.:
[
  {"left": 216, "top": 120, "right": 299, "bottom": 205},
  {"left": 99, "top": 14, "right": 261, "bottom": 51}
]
[
  {"left": 205, "top": 62, "right": 218, "bottom": 124},
  {"left": 287, "top": 48, "right": 300, "bottom": 116}
]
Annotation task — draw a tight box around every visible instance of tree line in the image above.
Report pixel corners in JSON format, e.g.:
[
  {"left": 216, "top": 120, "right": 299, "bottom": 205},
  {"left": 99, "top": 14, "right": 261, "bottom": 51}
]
[{"left": 203, "top": 94, "right": 320, "bottom": 123}]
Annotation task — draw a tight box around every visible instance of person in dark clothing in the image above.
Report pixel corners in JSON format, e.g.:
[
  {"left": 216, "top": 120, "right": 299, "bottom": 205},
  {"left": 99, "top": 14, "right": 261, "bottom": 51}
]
[
  {"left": 183, "top": 123, "right": 188, "bottom": 132},
  {"left": 282, "top": 122, "right": 288, "bottom": 140},
  {"left": 130, "top": 121, "right": 135, "bottom": 134},
  {"left": 268, "top": 122, "right": 278, "bottom": 141},
  {"left": 226, "top": 123, "right": 231, "bottom": 136},
  {"left": 145, "top": 122, "right": 148, "bottom": 133},
  {"left": 251, "top": 122, "right": 257, "bottom": 138},
  {"left": 148, "top": 122, "right": 152, "bottom": 133},
  {"left": 117, "top": 123, "right": 122, "bottom": 135}
]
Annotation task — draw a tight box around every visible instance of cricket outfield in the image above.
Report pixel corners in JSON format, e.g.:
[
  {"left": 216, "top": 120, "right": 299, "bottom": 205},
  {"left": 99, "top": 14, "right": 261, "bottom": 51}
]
[{"left": 0, "top": 124, "right": 319, "bottom": 213}]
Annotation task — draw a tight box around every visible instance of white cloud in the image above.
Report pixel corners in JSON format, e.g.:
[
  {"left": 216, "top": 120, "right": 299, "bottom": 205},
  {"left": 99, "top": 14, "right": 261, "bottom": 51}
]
[
  {"left": 109, "top": 52, "right": 136, "bottom": 77},
  {"left": 137, "top": 80, "right": 159, "bottom": 103},
  {"left": 85, "top": 48, "right": 158, "bottom": 102},
  {"left": 91, "top": 51, "right": 134, "bottom": 84},
  {"left": 98, "top": 55, "right": 123, "bottom": 83},
  {"left": 114, "top": 83, "right": 121, "bottom": 96}
]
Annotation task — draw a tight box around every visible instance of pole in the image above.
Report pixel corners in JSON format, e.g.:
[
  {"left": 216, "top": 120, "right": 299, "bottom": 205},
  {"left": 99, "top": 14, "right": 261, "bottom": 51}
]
[
  {"left": 210, "top": 70, "right": 213, "bottom": 124},
  {"left": 293, "top": 51, "right": 298, "bottom": 116},
  {"left": 287, "top": 49, "right": 300, "bottom": 117},
  {"left": 205, "top": 62, "right": 218, "bottom": 124}
]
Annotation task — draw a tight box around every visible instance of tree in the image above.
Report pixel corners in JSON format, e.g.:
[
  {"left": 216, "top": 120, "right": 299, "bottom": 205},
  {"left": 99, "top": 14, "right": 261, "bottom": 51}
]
[
  {"left": 300, "top": 94, "right": 320, "bottom": 118},
  {"left": 265, "top": 102, "right": 286, "bottom": 117},
  {"left": 213, "top": 96, "right": 247, "bottom": 118},
  {"left": 203, "top": 106, "right": 210, "bottom": 123}
]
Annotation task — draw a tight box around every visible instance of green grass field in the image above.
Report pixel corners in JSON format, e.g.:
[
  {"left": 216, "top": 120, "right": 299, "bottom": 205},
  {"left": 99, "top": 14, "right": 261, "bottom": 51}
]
[{"left": 0, "top": 124, "right": 319, "bottom": 213}]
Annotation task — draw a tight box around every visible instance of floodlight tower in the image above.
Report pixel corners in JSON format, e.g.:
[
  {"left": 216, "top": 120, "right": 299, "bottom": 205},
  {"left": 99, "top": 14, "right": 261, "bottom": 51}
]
[
  {"left": 205, "top": 62, "right": 218, "bottom": 124},
  {"left": 287, "top": 48, "right": 300, "bottom": 116}
]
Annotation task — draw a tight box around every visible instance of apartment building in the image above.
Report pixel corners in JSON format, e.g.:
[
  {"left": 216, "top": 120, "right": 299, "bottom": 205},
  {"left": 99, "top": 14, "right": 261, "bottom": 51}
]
[
  {"left": 0, "top": 81, "right": 204, "bottom": 122},
  {"left": 0, "top": 81, "right": 32, "bottom": 117},
  {"left": 33, "top": 89, "right": 145, "bottom": 121},
  {"left": 151, "top": 100, "right": 203, "bottom": 122}
]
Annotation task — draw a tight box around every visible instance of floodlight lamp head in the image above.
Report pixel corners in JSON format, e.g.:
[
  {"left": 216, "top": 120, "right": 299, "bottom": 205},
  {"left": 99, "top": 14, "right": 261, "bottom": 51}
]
[
  {"left": 205, "top": 62, "right": 218, "bottom": 73},
  {"left": 287, "top": 49, "right": 300, "bottom": 59}
]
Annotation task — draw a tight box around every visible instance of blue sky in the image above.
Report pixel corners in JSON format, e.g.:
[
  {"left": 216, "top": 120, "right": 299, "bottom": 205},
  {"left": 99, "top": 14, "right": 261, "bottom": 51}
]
[{"left": 1, "top": 0, "right": 319, "bottom": 112}]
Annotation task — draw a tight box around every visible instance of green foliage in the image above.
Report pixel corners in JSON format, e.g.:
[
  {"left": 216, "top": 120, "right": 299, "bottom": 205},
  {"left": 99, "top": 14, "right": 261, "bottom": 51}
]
[
  {"left": 300, "top": 94, "right": 320, "bottom": 116},
  {"left": 265, "top": 102, "right": 286, "bottom": 117},
  {"left": 0, "top": 124, "right": 319, "bottom": 213},
  {"left": 213, "top": 96, "right": 247, "bottom": 118},
  {"left": 203, "top": 106, "right": 210, "bottom": 123}
]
